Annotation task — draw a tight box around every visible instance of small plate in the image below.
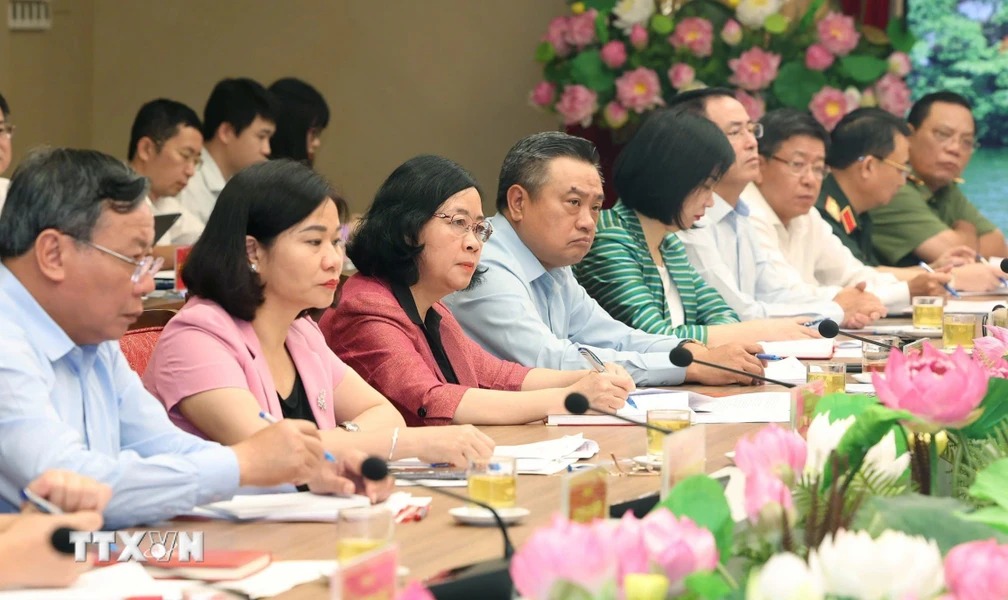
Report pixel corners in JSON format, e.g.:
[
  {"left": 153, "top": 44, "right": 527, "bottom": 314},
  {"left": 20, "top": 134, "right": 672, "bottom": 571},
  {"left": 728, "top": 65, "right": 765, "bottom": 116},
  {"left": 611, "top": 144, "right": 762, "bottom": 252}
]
[
  {"left": 449, "top": 506, "right": 530, "bottom": 526},
  {"left": 632, "top": 455, "right": 662, "bottom": 469},
  {"left": 852, "top": 372, "right": 873, "bottom": 384}
]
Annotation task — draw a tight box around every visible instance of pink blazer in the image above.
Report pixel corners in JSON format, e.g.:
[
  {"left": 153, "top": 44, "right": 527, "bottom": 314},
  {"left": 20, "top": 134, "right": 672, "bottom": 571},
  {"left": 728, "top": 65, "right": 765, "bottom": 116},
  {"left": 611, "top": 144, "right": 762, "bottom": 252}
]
[
  {"left": 320, "top": 275, "right": 531, "bottom": 426},
  {"left": 143, "top": 296, "right": 346, "bottom": 437}
]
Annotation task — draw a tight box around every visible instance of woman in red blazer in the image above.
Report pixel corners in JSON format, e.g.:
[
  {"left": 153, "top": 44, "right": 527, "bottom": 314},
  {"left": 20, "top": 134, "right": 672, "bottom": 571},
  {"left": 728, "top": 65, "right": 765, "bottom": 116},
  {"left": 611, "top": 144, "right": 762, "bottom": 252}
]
[{"left": 320, "top": 155, "right": 634, "bottom": 426}]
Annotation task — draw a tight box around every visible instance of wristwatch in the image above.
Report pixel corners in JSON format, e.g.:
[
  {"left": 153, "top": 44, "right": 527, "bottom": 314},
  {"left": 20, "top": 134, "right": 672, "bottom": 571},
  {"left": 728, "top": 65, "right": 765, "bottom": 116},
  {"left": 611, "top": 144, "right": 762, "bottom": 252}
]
[
  {"left": 338, "top": 421, "right": 361, "bottom": 432},
  {"left": 675, "top": 338, "right": 705, "bottom": 350}
]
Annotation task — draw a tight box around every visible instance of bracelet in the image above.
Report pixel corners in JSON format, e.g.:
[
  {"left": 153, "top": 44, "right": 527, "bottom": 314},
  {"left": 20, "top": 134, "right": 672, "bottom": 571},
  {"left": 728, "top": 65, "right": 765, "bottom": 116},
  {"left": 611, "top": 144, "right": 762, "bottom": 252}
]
[{"left": 387, "top": 427, "right": 400, "bottom": 461}]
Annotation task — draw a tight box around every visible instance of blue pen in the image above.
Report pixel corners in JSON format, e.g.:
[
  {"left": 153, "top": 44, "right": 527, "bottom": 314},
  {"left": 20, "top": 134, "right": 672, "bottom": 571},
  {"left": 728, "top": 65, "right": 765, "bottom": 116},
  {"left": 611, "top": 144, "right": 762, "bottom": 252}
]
[
  {"left": 20, "top": 488, "right": 63, "bottom": 514},
  {"left": 977, "top": 254, "right": 1008, "bottom": 287},
  {"left": 579, "top": 346, "right": 637, "bottom": 408},
  {"left": 919, "top": 261, "right": 961, "bottom": 298},
  {"left": 259, "top": 411, "right": 336, "bottom": 462},
  {"left": 755, "top": 353, "right": 784, "bottom": 361}
]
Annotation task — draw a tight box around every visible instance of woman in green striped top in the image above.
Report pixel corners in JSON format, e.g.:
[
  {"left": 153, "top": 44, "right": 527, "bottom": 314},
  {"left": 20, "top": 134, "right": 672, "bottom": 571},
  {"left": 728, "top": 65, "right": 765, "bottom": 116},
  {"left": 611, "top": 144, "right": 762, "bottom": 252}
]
[{"left": 575, "top": 110, "right": 818, "bottom": 345}]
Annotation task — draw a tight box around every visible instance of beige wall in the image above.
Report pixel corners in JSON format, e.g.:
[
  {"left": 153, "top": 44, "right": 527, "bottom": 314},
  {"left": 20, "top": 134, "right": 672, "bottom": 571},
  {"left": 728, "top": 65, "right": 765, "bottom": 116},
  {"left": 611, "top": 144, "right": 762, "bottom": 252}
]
[{"left": 85, "top": 0, "right": 563, "bottom": 212}]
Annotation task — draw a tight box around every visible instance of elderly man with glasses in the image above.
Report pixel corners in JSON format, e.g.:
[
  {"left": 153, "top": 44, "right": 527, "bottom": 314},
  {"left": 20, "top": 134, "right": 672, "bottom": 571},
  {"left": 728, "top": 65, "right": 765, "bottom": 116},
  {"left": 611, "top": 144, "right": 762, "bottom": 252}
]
[{"left": 868, "top": 91, "right": 1008, "bottom": 267}]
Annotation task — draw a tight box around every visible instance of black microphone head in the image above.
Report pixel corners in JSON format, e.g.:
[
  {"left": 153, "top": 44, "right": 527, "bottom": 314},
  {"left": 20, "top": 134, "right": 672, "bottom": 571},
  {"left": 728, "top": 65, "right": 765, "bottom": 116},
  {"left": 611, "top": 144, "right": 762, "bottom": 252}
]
[
  {"left": 360, "top": 456, "right": 389, "bottom": 481},
  {"left": 564, "top": 393, "right": 590, "bottom": 415},
  {"left": 51, "top": 527, "right": 75, "bottom": 555},
  {"left": 669, "top": 346, "right": 694, "bottom": 367},
  {"left": 817, "top": 319, "right": 840, "bottom": 339},
  {"left": 1000, "top": 258, "right": 1008, "bottom": 274}
]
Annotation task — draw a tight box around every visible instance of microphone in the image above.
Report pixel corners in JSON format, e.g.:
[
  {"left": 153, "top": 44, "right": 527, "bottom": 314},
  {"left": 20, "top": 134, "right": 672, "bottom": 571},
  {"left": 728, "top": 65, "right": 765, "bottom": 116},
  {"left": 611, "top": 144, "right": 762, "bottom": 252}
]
[
  {"left": 50, "top": 527, "right": 75, "bottom": 555},
  {"left": 361, "top": 457, "right": 513, "bottom": 600},
  {"left": 564, "top": 393, "right": 672, "bottom": 433},
  {"left": 817, "top": 319, "right": 899, "bottom": 349},
  {"left": 1000, "top": 258, "right": 1008, "bottom": 274},
  {"left": 669, "top": 347, "right": 796, "bottom": 388}
]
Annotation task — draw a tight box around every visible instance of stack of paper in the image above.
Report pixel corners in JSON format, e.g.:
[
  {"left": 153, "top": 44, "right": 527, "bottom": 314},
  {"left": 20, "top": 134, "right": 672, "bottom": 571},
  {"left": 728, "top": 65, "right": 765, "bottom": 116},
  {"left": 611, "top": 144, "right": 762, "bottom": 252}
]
[
  {"left": 764, "top": 356, "right": 806, "bottom": 384},
  {"left": 845, "top": 325, "right": 941, "bottom": 338},
  {"left": 758, "top": 338, "right": 834, "bottom": 359},
  {"left": 689, "top": 391, "right": 790, "bottom": 424},
  {"left": 946, "top": 300, "right": 1006, "bottom": 314},
  {"left": 495, "top": 433, "right": 600, "bottom": 475},
  {"left": 190, "top": 491, "right": 371, "bottom": 521},
  {"left": 546, "top": 390, "right": 689, "bottom": 426}
]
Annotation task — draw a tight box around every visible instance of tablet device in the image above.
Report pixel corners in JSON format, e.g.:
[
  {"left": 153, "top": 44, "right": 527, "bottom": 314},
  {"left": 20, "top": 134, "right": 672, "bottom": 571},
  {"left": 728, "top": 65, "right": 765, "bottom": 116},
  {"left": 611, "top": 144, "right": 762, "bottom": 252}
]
[{"left": 154, "top": 212, "right": 181, "bottom": 244}]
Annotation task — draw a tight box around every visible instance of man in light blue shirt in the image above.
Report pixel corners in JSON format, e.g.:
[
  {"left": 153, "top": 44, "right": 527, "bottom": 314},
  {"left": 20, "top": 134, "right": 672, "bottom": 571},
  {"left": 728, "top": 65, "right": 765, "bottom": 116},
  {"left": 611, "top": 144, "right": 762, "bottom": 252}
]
[
  {"left": 671, "top": 88, "right": 886, "bottom": 329},
  {"left": 446, "top": 132, "right": 765, "bottom": 386},
  {"left": 0, "top": 148, "right": 342, "bottom": 528}
]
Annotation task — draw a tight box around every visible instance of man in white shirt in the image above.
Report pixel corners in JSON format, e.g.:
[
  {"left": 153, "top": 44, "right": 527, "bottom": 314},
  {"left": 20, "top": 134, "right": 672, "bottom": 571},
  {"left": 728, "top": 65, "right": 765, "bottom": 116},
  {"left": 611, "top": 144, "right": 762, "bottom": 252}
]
[
  {"left": 169, "top": 78, "right": 277, "bottom": 243},
  {"left": 673, "top": 88, "right": 886, "bottom": 329},
  {"left": 746, "top": 108, "right": 952, "bottom": 313},
  {"left": 0, "top": 93, "right": 13, "bottom": 213},
  {"left": 127, "top": 99, "right": 204, "bottom": 265}
]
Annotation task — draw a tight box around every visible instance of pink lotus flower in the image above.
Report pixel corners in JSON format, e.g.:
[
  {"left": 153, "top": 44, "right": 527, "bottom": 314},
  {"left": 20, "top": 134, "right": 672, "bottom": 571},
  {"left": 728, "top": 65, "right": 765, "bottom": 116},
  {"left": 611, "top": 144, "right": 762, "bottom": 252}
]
[
  {"left": 555, "top": 84, "right": 599, "bottom": 127},
  {"left": 615, "top": 67, "right": 664, "bottom": 113},
  {"left": 809, "top": 86, "right": 849, "bottom": 130},
  {"left": 860, "top": 87, "right": 878, "bottom": 107},
  {"left": 607, "top": 512, "right": 650, "bottom": 580},
  {"left": 600, "top": 40, "right": 628, "bottom": 69},
  {"left": 734, "top": 424, "right": 806, "bottom": 481},
  {"left": 875, "top": 73, "right": 912, "bottom": 116},
  {"left": 641, "top": 509, "right": 718, "bottom": 588},
  {"left": 744, "top": 469, "right": 794, "bottom": 526},
  {"left": 817, "top": 12, "right": 860, "bottom": 56},
  {"left": 843, "top": 86, "right": 862, "bottom": 111},
  {"left": 805, "top": 43, "right": 835, "bottom": 71},
  {"left": 629, "top": 23, "right": 649, "bottom": 50},
  {"left": 728, "top": 47, "right": 781, "bottom": 91},
  {"left": 529, "top": 81, "right": 556, "bottom": 108},
  {"left": 396, "top": 581, "right": 435, "bottom": 600},
  {"left": 888, "top": 51, "right": 912, "bottom": 77},
  {"left": 973, "top": 325, "right": 1008, "bottom": 377},
  {"left": 735, "top": 90, "right": 766, "bottom": 121},
  {"left": 544, "top": 16, "right": 571, "bottom": 57},
  {"left": 872, "top": 344, "right": 990, "bottom": 429},
  {"left": 944, "top": 539, "right": 1008, "bottom": 600},
  {"left": 603, "top": 101, "right": 629, "bottom": 128},
  {"left": 721, "top": 19, "right": 743, "bottom": 46},
  {"left": 566, "top": 9, "right": 598, "bottom": 49},
  {"left": 667, "top": 63, "right": 696, "bottom": 90},
  {"left": 510, "top": 515, "right": 617, "bottom": 600},
  {"left": 670, "top": 17, "right": 714, "bottom": 57}
]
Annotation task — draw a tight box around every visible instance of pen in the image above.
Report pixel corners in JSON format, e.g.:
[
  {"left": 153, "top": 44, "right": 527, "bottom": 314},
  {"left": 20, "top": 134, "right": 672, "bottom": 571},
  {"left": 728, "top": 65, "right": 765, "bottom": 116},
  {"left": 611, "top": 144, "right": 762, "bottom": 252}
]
[
  {"left": 579, "top": 347, "right": 637, "bottom": 408},
  {"left": 755, "top": 353, "right": 784, "bottom": 361},
  {"left": 977, "top": 254, "right": 1008, "bottom": 287},
  {"left": 919, "top": 261, "right": 961, "bottom": 298},
  {"left": 258, "top": 411, "right": 336, "bottom": 462},
  {"left": 802, "top": 317, "right": 826, "bottom": 327},
  {"left": 20, "top": 488, "right": 63, "bottom": 514}
]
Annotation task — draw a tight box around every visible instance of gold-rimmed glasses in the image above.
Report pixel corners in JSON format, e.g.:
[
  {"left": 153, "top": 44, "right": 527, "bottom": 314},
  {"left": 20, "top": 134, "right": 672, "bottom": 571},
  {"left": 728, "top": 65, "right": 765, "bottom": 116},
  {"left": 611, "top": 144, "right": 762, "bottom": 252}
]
[
  {"left": 75, "top": 238, "right": 163, "bottom": 284},
  {"left": 928, "top": 127, "right": 979, "bottom": 152},
  {"left": 859, "top": 155, "right": 914, "bottom": 180},
  {"left": 725, "top": 122, "right": 763, "bottom": 140},
  {"left": 432, "top": 213, "right": 493, "bottom": 243},
  {"left": 768, "top": 155, "right": 830, "bottom": 179}
]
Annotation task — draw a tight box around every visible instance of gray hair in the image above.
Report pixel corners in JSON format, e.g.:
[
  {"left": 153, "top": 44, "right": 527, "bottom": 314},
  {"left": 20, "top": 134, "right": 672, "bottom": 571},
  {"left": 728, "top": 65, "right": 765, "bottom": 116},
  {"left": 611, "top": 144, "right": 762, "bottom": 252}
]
[
  {"left": 494, "top": 131, "right": 601, "bottom": 213},
  {"left": 0, "top": 148, "right": 149, "bottom": 258}
]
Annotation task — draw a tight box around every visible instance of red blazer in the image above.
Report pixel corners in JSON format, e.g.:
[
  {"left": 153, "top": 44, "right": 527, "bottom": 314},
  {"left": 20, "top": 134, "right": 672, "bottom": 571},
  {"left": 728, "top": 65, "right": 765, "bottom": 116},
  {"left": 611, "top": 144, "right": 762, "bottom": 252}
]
[{"left": 321, "top": 275, "right": 531, "bottom": 426}]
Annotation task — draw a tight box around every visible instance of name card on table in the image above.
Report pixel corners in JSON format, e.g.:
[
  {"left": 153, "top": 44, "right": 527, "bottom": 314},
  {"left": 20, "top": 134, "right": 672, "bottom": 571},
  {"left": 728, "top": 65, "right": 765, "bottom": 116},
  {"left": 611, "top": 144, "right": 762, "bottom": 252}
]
[
  {"left": 660, "top": 425, "right": 706, "bottom": 499},
  {"left": 790, "top": 379, "right": 825, "bottom": 435},
  {"left": 331, "top": 544, "right": 398, "bottom": 600},
  {"left": 174, "top": 245, "right": 193, "bottom": 292},
  {"left": 560, "top": 466, "right": 608, "bottom": 523}
]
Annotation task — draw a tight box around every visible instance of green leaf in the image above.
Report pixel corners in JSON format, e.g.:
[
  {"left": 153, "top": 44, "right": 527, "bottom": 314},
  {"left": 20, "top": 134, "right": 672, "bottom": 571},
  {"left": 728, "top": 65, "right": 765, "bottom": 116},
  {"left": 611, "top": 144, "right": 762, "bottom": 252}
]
[
  {"left": 968, "top": 457, "right": 1008, "bottom": 509},
  {"left": 684, "top": 572, "right": 732, "bottom": 600},
  {"left": 535, "top": 41, "right": 556, "bottom": 63},
  {"left": 771, "top": 61, "right": 827, "bottom": 108},
  {"left": 961, "top": 506, "right": 1008, "bottom": 533},
  {"left": 957, "top": 378, "right": 1008, "bottom": 438},
  {"left": 655, "top": 475, "right": 734, "bottom": 562},
  {"left": 650, "top": 14, "right": 674, "bottom": 35},
  {"left": 569, "top": 49, "right": 616, "bottom": 92},
  {"left": 854, "top": 494, "right": 1008, "bottom": 553},
  {"left": 547, "top": 579, "right": 598, "bottom": 600},
  {"left": 886, "top": 18, "right": 917, "bottom": 53},
  {"left": 582, "top": 0, "right": 616, "bottom": 12},
  {"left": 813, "top": 393, "right": 878, "bottom": 420},
  {"left": 838, "top": 55, "right": 890, "bottom": 83},
  {"left": 595, "top": 9, "right": 609, "bottom": 45},
  {"left": 763, "top": 13, "right": 789, "bottom": 35},
  {"left": 797, "top": 0, "right": 826, "bottom": 31},
  {"left": 828, "top": 405, "right": 907, "bottom": 485}
]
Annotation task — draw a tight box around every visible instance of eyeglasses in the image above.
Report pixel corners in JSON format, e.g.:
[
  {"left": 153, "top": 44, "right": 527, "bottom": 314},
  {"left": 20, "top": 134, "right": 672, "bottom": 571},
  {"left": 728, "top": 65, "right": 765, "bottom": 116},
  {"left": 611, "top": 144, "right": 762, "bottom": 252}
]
[
  {"left": 767, "top": 155, "right": 829, "bottom": 179},
  {"left": 74, "top": 238, "right": 164, "bottom": 283},
  {"left": 860, "top": 155, "right": 913, "bottom": 179},
  {"left": 175, "top": 148, "right": 203, "bottom": 168},
  {"left": 928, "top": 127, "right": 979, "bottom": 152},
  {"left": 725, "top": 122, "right": 763, "bottom": 140},
  {"left": 432, "top": 213, "right": 493, "bottom": 243},
  {"left": 0, "top": 123, "right": 14, "bottom": 139}
]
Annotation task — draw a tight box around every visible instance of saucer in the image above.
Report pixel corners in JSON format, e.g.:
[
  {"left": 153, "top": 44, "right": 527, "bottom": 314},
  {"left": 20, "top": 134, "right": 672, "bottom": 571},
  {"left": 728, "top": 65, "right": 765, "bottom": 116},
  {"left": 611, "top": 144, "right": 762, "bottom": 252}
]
[
  {"left": 631, "top": 455, "right": 662, "bottom": 469},
  {"left": 852, "top": 372, "right": 873, "bottom": 384},
  {"left": 449, "top": 506, "right": 530, "bottom": 526}
]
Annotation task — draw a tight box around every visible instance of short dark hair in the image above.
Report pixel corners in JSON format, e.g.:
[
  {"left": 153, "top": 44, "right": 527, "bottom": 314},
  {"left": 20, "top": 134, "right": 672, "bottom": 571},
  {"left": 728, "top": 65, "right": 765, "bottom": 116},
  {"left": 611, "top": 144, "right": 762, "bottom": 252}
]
[
  {"left": 666, "top": 87, "right": 736, "bottom": 119},
  {"left": 182, "top": 159, "right": 333, "bottom": 321},
  {"left": 614, "top": 110, "right": 734, "bottom": 228},
  {"left": 268, "top": 78, "right": 330, "bottom": 165},
  {"left": 907, "top": 90, "right": 974, "bottom": 129},
  {"left": 127, "top": 98, "right": 202, "bottom": 161},
  {"left": 0, "top": 148, "right": 148, "bottom": 258},
  {"left": 495, "top": 131, "right": 600, "bottom": 213},
  {"left": 758, "top": 108, "right": 830, "bottom": 158},
  {"left": 827, "top": 107, "right": 912, "bottom": 169},
  {"left": 0, "top": 92, "right": 9, "bottom": 118},
  {"left": 349, "top": 155, "right": 482, "bottom": 287},
  {"left": 201, "top": 78, "right": 278, "bottom": 141}
]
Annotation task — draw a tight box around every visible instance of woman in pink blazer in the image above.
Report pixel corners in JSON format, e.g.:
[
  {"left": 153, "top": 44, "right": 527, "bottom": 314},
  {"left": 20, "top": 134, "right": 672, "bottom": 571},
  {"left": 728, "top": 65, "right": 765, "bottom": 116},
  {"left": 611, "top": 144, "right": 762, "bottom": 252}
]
[
  {"left": 144, "top": 160, "right": 494, "bottom": 479},
  {"left": 321, "top": 155, "right": 634, "bottom": 426}
]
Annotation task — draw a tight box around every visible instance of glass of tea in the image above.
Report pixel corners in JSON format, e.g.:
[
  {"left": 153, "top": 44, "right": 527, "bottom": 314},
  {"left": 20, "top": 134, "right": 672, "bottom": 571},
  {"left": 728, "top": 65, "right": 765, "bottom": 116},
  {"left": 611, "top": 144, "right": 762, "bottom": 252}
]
[
  {"left": 806, "top": 362, "right": 846, "bottom": 395},
  {"left": 912, "top": 296, "right": 944, "bottom": 330},
  {"left": 646, "top": 408, "right": 692, "bottom": 458},
  {"left": 943, "top": 313, "right": 978, "bottom": 350},
  {"left": 336, "top": 506, "right": 394, "bottom": 563},
  {"left": 861, "top": 336, "right": 900, "bottom": 374},
  {"left": 467, "top": 456, "right": 517, "bottom": 509}
]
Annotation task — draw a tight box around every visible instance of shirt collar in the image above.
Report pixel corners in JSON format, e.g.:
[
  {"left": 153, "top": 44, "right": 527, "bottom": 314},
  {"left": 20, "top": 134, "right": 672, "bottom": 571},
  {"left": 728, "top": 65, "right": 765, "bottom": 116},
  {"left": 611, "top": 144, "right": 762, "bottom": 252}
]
[
  {"left": 487, "top": 214, "right": 549, "bottom": 284},
  {"left": 742, "top": 183, "right": 786, "bottom": 230},
  {"left": 389, "top": 281, "right": 442, "bottom": 331},
  {"left": 199, "top": 148, "right": 227, "bottom": 194},
  {"left": 0, "top": 264, "right": 79, "bottom": 363}
]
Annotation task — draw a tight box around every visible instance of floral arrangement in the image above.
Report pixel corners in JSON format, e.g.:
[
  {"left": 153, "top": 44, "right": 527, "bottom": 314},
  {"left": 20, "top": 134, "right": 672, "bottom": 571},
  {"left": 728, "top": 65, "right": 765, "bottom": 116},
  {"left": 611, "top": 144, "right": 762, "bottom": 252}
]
[
  {"left": 530, "top": 0, "right": 916, "bottom": 132},
  {"left": 505, "top": 326, "right": 1008, "bottom": 599}
]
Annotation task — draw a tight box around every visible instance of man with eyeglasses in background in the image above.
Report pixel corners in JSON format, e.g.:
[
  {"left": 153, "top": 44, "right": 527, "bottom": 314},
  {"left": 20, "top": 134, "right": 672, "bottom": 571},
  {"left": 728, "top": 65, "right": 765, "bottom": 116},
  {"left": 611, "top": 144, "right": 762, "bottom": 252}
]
[
  {"left": 127, "top": 99, "right": 204, "bottom": 266},
  {"left": 747, "top": 108, "right": 958, "bottom": 314},
  {"left": 869, "top": 91, "right": 1008, "bottom": 267},
  {"left": 0, "top": 92, "right": 14, "bottom": 212},
  {"left": 674, "top": 89, "right": 886, "bottom": 329}
]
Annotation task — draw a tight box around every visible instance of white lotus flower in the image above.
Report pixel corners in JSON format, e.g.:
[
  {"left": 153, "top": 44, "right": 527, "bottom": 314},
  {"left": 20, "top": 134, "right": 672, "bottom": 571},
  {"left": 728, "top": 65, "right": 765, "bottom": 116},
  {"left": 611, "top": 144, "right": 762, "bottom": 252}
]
[
  {"left": 612, "top": 0, "right": 654, "bottom": 32},
  {"left": 862, "top": 430, "right": 911, "bottom": 484},
  {"left": 804, "top": 413, "right": 855, "bottom": 477},
  {"left": 749, "top": 552, "right": 824, "bottom": 600},
  {"left": 735, "top": 0, "right": 783, "bottom": 29},
  {"left": 809, "top": 529, "right": 944, "bottom": 599}
]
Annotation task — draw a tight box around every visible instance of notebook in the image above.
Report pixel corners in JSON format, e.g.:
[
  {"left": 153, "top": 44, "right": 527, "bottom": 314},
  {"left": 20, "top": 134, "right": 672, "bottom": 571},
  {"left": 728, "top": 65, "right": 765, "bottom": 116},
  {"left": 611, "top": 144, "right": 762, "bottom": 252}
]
[
  {"left": 189, "top": 491, "right": 371, "bottom": 521},
  {"left": 95, "top": 549, "right": 271, "bottom": 581},
  {"left": 547, "top": 391, "right": 689, "bottom": 425},
  {"left": 758, "top": 338, "right": 834, "bottom": 359}
]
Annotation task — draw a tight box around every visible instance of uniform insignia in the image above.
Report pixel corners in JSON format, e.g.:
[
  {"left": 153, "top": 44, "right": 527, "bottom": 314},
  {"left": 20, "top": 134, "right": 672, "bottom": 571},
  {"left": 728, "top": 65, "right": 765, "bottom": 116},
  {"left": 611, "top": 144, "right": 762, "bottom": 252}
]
[
  {"left": 840, "top": 206, "right": 858, "bottom": 235},
  {"left": 824, "top": 196, "right": 841, "bottom": 222},
  {"left": 317, "top": 390, "right": 327, "bottom": 410}
]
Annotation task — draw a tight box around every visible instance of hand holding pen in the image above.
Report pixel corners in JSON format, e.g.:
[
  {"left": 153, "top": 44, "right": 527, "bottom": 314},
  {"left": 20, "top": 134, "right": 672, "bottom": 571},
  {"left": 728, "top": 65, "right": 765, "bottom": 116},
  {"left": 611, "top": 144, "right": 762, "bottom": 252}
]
[
  {"left": 919, "top": 261, "right": 961, "bottom": 298},
  {"left": 575, "top": 346, "right": 636, "bottom": 409}
]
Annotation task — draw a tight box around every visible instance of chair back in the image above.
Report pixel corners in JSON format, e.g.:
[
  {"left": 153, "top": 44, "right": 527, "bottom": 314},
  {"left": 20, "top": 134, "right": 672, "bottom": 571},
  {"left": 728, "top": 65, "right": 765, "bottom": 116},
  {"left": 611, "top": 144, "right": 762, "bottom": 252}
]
[
  {"left": 131, "top": 309, "right": 176, "bottom": 330},
  {"left": 119, "top": 327, "right": 164, "bottom": 375}
]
